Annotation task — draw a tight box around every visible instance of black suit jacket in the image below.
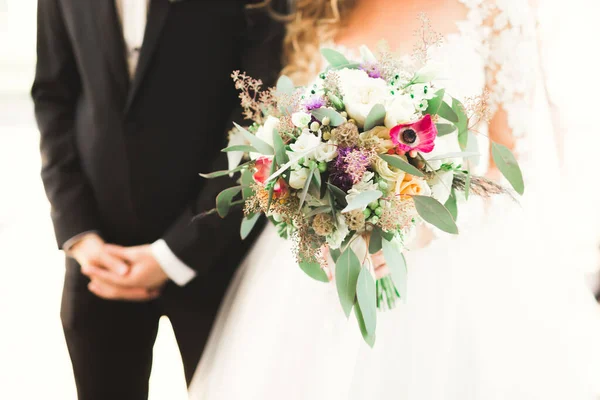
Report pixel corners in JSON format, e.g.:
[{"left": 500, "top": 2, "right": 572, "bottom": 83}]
[{"left": 32, "top": 0, "right": 285, "bottom": 274}]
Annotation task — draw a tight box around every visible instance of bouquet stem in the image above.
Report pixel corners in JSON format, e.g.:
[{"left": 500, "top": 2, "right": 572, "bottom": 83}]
[{"left": 376, "top": 275, "right": 401, "bottom": 311}]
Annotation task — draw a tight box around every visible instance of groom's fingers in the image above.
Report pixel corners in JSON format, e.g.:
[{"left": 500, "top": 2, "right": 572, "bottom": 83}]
[
  {"left": 104, "top": 244, "right": 136, "bottom": 263},
  {"left": 97, "top": 251, "right": 129, "bottom": 276},
  {"left": 82, "top": 263, "right": 133, "bottom": 287},
  {"left": 88, "top": 279, "right": 159, "bottom": 301}
]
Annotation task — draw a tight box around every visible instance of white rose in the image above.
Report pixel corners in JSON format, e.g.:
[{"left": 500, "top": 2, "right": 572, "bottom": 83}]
[
  {"left": 289, "top": 129, "right": 321, "bottom": 160},
  {"left": 250, "top": 115, "right": 279, "bottom": 160},
  {"left": 315, "top": 142, "right": 338, "bottom": 162},
  {"left": 289, "top": 167, "right": 310, "bottom": 189},
  {"left": 291, "top": 111, "right": 312, "bottom": 128},
  {"left": 384, "top": 94, "right": 416, "bottom": 128},
  {"left": 337, "top": 69, "right": 389, "bottom": 127},
  {"left": 429, "top": 170, "right": 454, "bottom": 204},
  {"left": 327, "top": 214, "right": 350, "bottom": 250}
]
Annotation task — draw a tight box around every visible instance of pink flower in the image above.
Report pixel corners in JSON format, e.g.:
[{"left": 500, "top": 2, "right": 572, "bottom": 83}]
[
  {"left": 253, "top": 157, "right": 287, "bottom": 195},
  {"left": 389, "top": 114, "right": 437, "bottom": 157}
]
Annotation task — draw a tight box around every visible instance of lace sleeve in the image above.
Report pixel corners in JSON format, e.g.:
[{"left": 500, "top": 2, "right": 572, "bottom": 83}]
[{"left": 480, "top": 0, "right": 539, "bottom": 156}]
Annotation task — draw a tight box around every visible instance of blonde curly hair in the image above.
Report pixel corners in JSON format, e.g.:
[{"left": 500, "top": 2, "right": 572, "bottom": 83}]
[{"left": 249, "top": 0, "right": 357, "bottom": 85}]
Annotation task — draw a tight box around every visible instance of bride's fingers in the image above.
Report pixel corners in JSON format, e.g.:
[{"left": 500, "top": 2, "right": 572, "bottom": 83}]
[
  {"left": 374, "top": 264, "right": 390, "bottom": 280},
  {"left": 370, "top": 250, "right": 385, "bottom": 267}
]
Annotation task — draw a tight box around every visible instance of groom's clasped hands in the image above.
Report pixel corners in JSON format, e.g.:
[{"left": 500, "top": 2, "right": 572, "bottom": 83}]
[{"left": 70, "top": 233, "right": 168, "bottom": 302}]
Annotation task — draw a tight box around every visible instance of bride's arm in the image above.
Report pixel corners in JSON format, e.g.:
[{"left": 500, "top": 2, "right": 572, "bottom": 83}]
[{"left": 482, "top": 0, "right": 539, "bottom": 175}]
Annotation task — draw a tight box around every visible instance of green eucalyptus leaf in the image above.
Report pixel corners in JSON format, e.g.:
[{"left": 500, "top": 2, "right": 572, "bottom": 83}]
[
  {"left": 368, "top": 227, "right": 383, "bottom": 254},
  {"left": 266, "top": 159, "right": 277, "bottom": 209},
  {"left": 451, "top": 98, "right": 469, "bottom": 150},
  {"left": 199, "top": 161, "right": 251, "bottom": 179},
  {"left": 464, "top": 168, "right": 471, "bottom": 200},
  {"left": 321, "top": 48, "right": 351, "bottom": 68},
  {"left": 327, "top": 183, "right": 348, "bottom": 207},
  {"left": 354, "top": 303, "right": 376, "bottom": 348},
  {"left": 276, "top": 75, "right": 294, "bottom": 95},
  {"left": 240, "top": 213, "right": 260, "bottom": 240},
  {"left": 216, "top": 186, "right": 242, "bottom": 218},
  {"left": 438, "top": 101, "right": 459, "bottom": 123},
  {"left": 379, "top": 154, "right": 425, "bottom": 177},
  {"left": 424, "top": 89, "right": 445, "bottom": 116},
  {"left": 491, "top": 142, "right": 524, "bottom": 195},
  {"left": 233, "top": 122, "right": 274, "bottom": 155},
  {"left": 298, "top": 167, "right": 316, "bottom": 211},
  {"left": 330, "top": 248, "right": 341, "bottom": 263},
  {"left": 241, "top": 169, "right": 254, "bottom": 200},
  {"left": 363, "top": 104, "right": 386, "bottom": 131},
  {"left": 331, "top": 63, "right": 362, "bottom": 71},
  {"left": 356, "top": 267, "right": 377, "bottom": 336},
  {"left": 299, "top": 261, "right": 329, "bottom": 283},
  {"left": 272, "top": 129, "right": 289, "bottom": 166},
  {"left": 335, "top": 247, "right": 361, "bottom": 318},
  {"left": 221, "top": 145, "right": 259, "bottom": 153},
  {"left": 311, "top": 108, "right": 346, "bottom": 127},
  {"left": 426, "top": 151, "right": 479, "bottom": 162},
  {"left": 342, "top": 190, "right": 382, "bottom": 213},
  {"left": 382, "top": 239, "right": 408, "bottom": 300},
  {"left": 306, "top": 206, "right": 332, "bottom": 218},
  {"left": 412, "top": 195, "right": 459, "bottom": 234},
  {"left": 444, "top": 188, "right": 458, "bottom": 221},
  {"left": 435, "top": 123, "right": 457, "bottom": 136}
]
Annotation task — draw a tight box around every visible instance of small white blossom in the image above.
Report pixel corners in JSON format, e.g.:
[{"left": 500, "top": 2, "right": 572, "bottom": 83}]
[
  {"left": 384, "top": 95, "right": 417, "bottom": 128},
  {"left": 291, "top": 111, "right": 312, "bottom": 128},
  {"left": 315, "top": 142, "right": 338, "bottom": 162},
  {"left": 327, "top": 214, "right": 350, "bottom": 250},
  {"left": 289, "top": 167, "right": 310, "bottom": 189}
]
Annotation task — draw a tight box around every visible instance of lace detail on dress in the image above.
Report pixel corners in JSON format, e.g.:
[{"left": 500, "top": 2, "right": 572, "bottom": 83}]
[{"left": 459, "top": 0, "right": 539, "bottom": 161}]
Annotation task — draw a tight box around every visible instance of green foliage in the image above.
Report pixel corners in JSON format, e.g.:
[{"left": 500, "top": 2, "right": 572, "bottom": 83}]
[
  {"left": 199, "top": 161, "right": 251, "bottom": 179},
  {"left": 451, "top": 98, "right": 469, "bottom": 150},
  {"left": 363, "top": 104, "right": 386, "bottom": 131},
  {"left": 240, "top": 213, "right": 260, "bottom": 240},
  {"left": 299, "top": 261, "right": 329, "bottom": 283},
  {"left": 382, "top": 238, "right": 408, "bottom": 300},
  {"left": 491, "top": 142, "right": 524, "bottom": 195},
  {"left": 321, "top": 48, "right": 351, "bottom": 68},
  {"left": 412, "top": 195, "right": 459, "bottom": 234},
  {"left": 368, "top": 227, "right": 383, "bottom": 254},
  {"left": 356, "top": 268, "right": 377, "bottom": 336},
  {"left": 216, "top": 186, "right": 242, "bottom": 218},
  {"left": 233, "top": 122, "right": 274, "bottom": 155},
  {"left": 311, "top": 108, "right": 346, "bottom": 127},
  {"left": 335, "top": 247, "right": 361, "bottom": 318},
  {"left": 435, "top": 123, "right": 457, "bottom": 136},
  {"left": 379, "top": 154, "right": 424, "bottom": 177},
  {"left": 342, "top": 190, "right": 383, "bottom": 213}
]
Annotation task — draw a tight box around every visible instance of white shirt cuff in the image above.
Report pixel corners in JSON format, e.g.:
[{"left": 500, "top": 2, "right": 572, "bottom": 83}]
[{"left": 150, "top": 239, "right": 197, "bottom": 286}]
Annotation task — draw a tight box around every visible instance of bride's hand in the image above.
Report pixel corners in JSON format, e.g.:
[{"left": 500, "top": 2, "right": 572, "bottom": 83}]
[{"left": 371, "top": 250, "right": 389, "bottom": 280}]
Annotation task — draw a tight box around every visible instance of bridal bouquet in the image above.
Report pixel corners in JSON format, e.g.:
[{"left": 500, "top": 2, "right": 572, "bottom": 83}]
[{"left": 200, "top": 42, "right": 522, "bottom": 346}]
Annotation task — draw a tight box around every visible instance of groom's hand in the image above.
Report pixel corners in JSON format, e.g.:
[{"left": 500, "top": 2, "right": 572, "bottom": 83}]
[
  {"left": 70, "top": 233, "right": 129, "bottom": 277},
  {"left": 82, "top": 244, "right": 169, "bottom": 298}
]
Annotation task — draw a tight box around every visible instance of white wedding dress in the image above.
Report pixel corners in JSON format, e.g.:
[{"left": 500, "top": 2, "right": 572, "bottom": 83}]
[{"left": 189, "top": 1, "right": 600, "bottom": 399}]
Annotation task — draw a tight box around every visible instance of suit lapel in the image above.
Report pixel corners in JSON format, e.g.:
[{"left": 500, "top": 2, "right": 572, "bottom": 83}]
[
  {"left": 91, "top": 1, "right": 130, "bottom": 100},
  {"left": 125, "top": 0, "right": 171, "bottom": 113}
]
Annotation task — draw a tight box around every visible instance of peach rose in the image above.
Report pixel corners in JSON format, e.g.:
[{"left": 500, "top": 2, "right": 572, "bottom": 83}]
[{"left": 395, "top": 174, "right": 431, "bottom": 197}]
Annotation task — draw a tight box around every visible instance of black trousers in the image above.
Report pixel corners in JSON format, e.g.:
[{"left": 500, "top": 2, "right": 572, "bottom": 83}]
[{"left": 60, "top": 246, "right": 244, "bottom": 400}]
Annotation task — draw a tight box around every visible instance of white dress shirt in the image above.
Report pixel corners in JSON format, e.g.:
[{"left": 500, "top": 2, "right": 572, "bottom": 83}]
[{"left": 65, "top": 0, "right": 197, "bottom": 286}]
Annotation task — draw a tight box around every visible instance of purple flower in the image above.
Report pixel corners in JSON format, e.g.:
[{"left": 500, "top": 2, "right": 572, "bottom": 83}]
[
  {"left": 329, "top": 147, "right": 376, "bottom": 191},
  {"left": 360, "top": 62, "right": 382, "bottom": 79},
  {"left": 305, "top": 95, "right": 326, "bottom": 111}
]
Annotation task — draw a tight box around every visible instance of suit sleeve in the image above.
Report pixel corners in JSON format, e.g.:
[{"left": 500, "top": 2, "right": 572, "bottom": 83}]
[
  {"left": 32, "top": 0, "right": 103, "bottom": 248},
  {"left": 161, "top": 3, "right": 286, "bottom": 274}
]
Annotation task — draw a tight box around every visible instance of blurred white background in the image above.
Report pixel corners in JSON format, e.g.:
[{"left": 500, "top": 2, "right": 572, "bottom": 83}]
[
  {"left": 0, "top": 1, "right": 187, "bottom": 399},
  {"left": 0, "top": 1, "right": 599, "bottom": 399}
]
